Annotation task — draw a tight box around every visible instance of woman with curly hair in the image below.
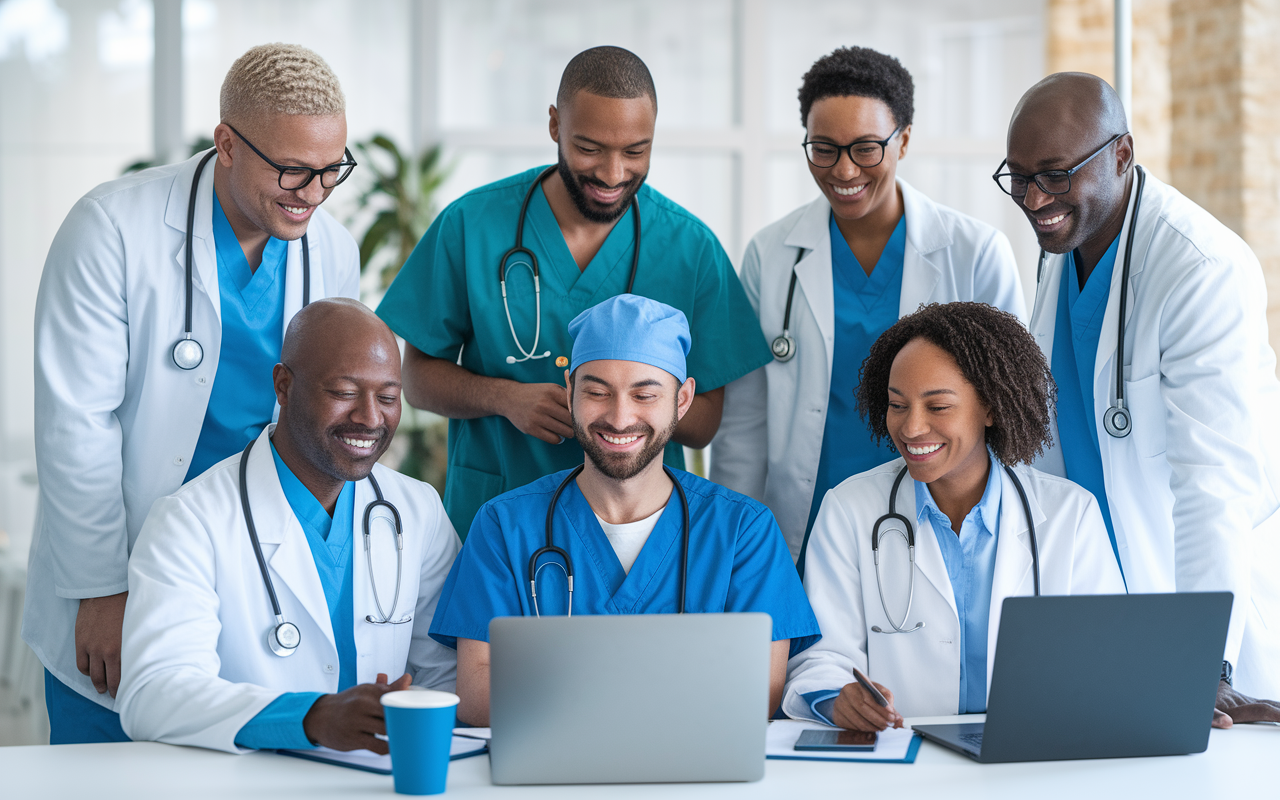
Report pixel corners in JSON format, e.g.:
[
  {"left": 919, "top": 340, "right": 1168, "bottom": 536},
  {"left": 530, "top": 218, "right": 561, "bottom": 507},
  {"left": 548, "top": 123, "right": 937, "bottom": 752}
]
[
  {"left": 713, "top": 46, "right": 1026, "bottom": 566},
  {"left": 782, "top": 302, "right": 1123, "bottom": 731}
]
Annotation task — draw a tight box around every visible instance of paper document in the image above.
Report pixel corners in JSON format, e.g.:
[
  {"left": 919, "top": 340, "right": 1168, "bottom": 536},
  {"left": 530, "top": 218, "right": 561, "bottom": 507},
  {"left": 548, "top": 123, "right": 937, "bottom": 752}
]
[
  {"left": 278, "top": 735, "right": 488, "bottom": 774},
  {"left": 767, "top": 720, "right": 919, "bottom": 763}
]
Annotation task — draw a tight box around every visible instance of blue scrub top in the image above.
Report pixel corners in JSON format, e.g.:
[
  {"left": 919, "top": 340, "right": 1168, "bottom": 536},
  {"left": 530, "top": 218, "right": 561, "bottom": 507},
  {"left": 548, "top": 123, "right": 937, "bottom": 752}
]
[
  {"left": 1051, "top": 236, "right": 1123, "bottom": 570},
  {"left": 233, "top": 442, "right": 357, "bottom": 751},
  {"left": 429, "top": 468, "right": 821, "bottom": 658},
  {"left": 185, "top": 194, "right": 287, "bottom": 482},
  {"left": 806, "top": 213, "right": 906, "bottom": 539},
  {"left": 376, "top": 167, "right": 773, "bottom": 538}
]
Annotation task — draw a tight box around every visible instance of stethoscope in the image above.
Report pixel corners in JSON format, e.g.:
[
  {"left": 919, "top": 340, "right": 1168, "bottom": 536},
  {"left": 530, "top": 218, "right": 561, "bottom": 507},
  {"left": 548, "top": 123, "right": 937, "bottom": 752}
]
[
  {"left": 1036, "top": 164, "right": 1146, "bottom": 439},
  {"left": 173, "top": 150, "right": 311, "bottom": 371},
  {"left": 871, "top": 463, "right": 1040, "bottom": 634},
  {"left": 528, "top": 463, "right": 690, "bottom": 616},
  {"left": 501, "top": 165, "right": 641, "bottom": 364},
  {"left": 770, "top": 247, "right": 807, "bottom": 362},
  {"left": 239, "top": 437, "right": 409, "bottom": 658}
]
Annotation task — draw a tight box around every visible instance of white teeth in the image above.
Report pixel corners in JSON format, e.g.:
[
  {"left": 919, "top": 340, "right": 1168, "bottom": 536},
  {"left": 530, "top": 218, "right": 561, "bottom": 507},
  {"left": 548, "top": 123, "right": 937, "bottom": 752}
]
[
  {"left": 601, "top": 433, "right": 639, "bottom": 445},
  {"left": 341, "top": 437, "right": 375, "bottom": 449},
  {"left": 832, "top": 184, "right": 866, "bottom": 197},
  {"left": 283, "top": 205, "right": 309, "bottom": 215},
  {"left": 1036, "top": 213, "right": 1066, "bottom": 226},
  {"left": 906, "top": 443, "right": 943, "bottom": 455}
]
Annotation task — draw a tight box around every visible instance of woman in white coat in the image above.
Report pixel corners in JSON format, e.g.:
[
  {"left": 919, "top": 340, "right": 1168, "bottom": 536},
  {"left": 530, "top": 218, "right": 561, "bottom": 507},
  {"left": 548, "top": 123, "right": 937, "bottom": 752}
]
[
  {"left": 783, "top": 303, "right": 1123, "bottom": 730},
  {"left": 712, "top": 47, "right": 1025, "bottom": 564}
]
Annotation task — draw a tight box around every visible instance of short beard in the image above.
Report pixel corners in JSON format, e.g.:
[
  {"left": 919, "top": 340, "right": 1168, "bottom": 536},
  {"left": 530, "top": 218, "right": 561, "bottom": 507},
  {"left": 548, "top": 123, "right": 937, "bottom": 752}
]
[
  {"left": 573, "top": 407, "right": 678, "bottom": 482},
  {"left": 557, "top": 145, "right": 645, "bottom": 224}
]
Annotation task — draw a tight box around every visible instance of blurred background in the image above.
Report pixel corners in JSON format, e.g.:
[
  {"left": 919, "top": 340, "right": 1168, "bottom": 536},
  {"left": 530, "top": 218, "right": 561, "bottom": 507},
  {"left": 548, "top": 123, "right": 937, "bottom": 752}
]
[{"left": 2, "top": 0, "right": 1278, "bottom": 744}]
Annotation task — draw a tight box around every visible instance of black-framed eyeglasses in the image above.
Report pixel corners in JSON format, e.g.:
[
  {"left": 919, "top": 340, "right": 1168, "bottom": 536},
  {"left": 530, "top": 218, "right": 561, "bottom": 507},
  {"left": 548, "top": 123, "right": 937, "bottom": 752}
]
[
  {"left": 992, "top": 132, "right": 1126, "bottom": 198},
  {"left": 802, "top": 126, "right": 902, "bottom": 169},
  {"left": 227, "top": 124, "right": 357, "bottom": 191}
]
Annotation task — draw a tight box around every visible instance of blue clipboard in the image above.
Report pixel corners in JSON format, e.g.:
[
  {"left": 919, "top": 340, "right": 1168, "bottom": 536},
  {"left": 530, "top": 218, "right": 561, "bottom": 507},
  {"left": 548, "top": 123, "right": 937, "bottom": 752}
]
[
  {"left": 766, "top": 733, "right": 922, "bottom": 764},
  {"left": 278, "top": 736, "right": 488, "bottom": 775}
]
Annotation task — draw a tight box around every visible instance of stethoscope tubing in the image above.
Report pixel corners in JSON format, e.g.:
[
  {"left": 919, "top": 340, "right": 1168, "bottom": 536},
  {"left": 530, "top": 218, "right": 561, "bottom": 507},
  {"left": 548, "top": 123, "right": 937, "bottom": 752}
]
[
  {"left": 501, "top": 166, "right": 641, "bottom": 364},
  {"left": 530, "top": 463, "right": 690, "bottom": 617},
  {"left": 871, "top": 463, "right": 1040, "bottom": 634}
]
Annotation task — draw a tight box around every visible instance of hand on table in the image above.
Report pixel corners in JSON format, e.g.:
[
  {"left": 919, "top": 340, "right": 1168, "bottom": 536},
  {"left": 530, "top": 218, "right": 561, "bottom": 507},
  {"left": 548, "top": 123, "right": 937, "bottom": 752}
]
[
  {"left": 303, "top": 672, "right": 413, "bottom": 753},
  {"left": 501, "top": 382, "right": 573, "bottom": 443},
  {"left": 831, "top": 679, "right": 904, "bottom": 732},
  {"left": 1211, "top": 680, "right": 1280, "bottom": 728},
  {"left": 75, "top": 591, "right": 129, "bottom": 697}
]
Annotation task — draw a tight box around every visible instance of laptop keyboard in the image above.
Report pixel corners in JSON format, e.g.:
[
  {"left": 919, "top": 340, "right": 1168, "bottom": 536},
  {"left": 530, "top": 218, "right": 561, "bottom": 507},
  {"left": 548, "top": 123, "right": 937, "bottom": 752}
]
[{"left": 959, "top": 732, "right": 984, "bottom": 748}]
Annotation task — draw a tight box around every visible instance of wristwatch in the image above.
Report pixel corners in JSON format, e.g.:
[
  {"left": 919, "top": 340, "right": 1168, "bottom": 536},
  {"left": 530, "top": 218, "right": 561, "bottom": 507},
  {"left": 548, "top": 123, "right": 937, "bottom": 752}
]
[{"left": 1220, "top": 660, "right": 1233, "bottom": 687}]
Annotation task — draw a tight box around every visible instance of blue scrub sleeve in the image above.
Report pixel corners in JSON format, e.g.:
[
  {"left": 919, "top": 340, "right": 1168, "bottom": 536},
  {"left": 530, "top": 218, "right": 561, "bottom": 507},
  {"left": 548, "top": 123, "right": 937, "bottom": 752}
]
[
  {"left": 803, "top": 690, "right": 840, "bottom": 727},
  {"left": 376, "top": 202, "right": 471, "bottom": 360},
  {"left": 427, "top": 503, "right": 526, "bottom": 648},
  {"left": 726, "top": 507, "right": 821, "bottom": 657},
  {"left": 233, "top": 692, "right": 324, "bottom": 751},
  {"left": 680, "top": 240, "right": 772, "bottom": 392}
]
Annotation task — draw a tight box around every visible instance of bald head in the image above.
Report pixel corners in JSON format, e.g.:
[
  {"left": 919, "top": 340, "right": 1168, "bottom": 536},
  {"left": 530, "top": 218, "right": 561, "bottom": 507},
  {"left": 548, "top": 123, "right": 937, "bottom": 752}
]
[
  {"left": 1003, "top": 72, "right": 1135, "bottom": 259},
  {"left": 272, "top": 298, "right": 402, "bottom": 494}
]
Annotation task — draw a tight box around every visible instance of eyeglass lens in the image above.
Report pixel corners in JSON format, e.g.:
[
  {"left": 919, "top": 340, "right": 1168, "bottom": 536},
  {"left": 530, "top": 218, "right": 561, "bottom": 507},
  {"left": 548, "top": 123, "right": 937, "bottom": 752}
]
[
  {"left": 998, "top": 171, "right": 1072, "bottom": 198},
  {"left": 805, "top": 141, "right": 887, "bottom": 169},
  {"left": 279, "top": 162, "right": 355, "bottom": 191}
]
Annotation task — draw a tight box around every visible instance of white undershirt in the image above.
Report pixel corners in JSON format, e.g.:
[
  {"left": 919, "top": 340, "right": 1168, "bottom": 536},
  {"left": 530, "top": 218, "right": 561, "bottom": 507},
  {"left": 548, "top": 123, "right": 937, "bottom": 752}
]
[{"left": 594, "top": 504, "right": 668, "bottom": 575}]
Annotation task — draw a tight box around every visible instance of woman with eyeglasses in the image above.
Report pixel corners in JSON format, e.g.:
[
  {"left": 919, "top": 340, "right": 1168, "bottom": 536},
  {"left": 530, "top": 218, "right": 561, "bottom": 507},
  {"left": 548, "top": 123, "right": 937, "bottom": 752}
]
[{"left": 712, "top": 47, "right": 1026, "bottom": 569}]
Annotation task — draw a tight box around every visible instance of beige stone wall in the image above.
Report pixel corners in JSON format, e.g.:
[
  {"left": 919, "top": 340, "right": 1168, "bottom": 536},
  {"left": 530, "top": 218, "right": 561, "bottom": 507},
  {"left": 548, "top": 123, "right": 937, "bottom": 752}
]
[{"left": 1049, "top": 0, "right": 1280, "bottom": 366}]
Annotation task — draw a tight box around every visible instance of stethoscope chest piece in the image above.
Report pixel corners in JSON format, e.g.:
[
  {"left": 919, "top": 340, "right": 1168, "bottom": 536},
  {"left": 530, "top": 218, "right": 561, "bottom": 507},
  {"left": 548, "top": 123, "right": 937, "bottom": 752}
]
[
  {"left": 1103, "top": 405, "right": 1132, "bottom": 438},
  {"left": 268, "top": 621, "right": 301, "bottom": 657},
  {"left": 771, "top": 334, "right": 796, "bottom": 362},
  {"left": 172, "top": 336, "right": 204, "bottom": 370}
]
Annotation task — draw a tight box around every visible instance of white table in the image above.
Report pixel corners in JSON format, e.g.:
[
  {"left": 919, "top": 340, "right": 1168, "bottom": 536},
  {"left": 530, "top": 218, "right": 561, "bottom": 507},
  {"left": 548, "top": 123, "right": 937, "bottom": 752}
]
[{"left": 3, "top": 716, "right": 1276, "bottom": 799}]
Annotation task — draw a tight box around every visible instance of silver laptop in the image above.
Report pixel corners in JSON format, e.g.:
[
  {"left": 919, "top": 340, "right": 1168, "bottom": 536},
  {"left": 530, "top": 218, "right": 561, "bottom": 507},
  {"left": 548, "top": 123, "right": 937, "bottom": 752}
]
[{"left": 488, "top": 613, "right": 771, "bottom": 785}]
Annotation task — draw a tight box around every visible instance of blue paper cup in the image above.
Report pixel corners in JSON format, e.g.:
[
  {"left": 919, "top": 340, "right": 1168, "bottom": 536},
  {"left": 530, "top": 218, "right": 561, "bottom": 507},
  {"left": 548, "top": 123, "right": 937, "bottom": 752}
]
[{"left": 381, "top": 689, "right": 460, "bottom": 795}]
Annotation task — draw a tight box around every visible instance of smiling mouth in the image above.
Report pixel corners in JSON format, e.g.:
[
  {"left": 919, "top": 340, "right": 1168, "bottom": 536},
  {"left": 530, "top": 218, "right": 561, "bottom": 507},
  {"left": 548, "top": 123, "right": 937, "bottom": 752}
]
[
  {"left": 1035, "top": 212, "right": 1068, "bottom": 227},
  {"left": 600, "top": 432, "right": 641, "bottom": 446},
  {"left": 280, "top": 203, "right": 314, "bottom": 218},
  {"left": 905, "top": 443, "right": 943, "bottom": 456},
  {"left": 832, "top": 184, "right": 867, "bottom": 197}
]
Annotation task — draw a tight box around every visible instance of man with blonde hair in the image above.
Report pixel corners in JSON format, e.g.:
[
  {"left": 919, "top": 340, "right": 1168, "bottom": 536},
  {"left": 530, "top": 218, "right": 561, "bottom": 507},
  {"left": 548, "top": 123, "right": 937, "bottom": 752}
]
[{"left": 27, "top": 43, "right": 361, "bottom": 743}]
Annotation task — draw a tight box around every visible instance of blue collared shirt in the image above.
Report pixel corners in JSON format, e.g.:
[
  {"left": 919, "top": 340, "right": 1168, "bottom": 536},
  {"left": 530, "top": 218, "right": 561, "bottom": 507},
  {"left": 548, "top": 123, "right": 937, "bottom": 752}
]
[
  {"left": 804, "top": 451, "right": 1002, "bottom": 722},
  {"left": 232, "top": 442, "right": 357, "bottom": 750},
  {"left": 184, "top": 194, "right": 287, "bottom": 482},
  {"left": 1051, "top": 234, "right": 1123, "bottom": 572},
  {"left": 804, "top": 213, "right": 906, "bottom": 550}
]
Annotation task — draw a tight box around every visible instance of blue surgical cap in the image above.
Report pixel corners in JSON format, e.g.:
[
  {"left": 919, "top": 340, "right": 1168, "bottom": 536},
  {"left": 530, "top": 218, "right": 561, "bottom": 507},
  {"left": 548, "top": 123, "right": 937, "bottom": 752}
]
[{"left": 568, "top": 294, "right": 690, "bottom": 384}]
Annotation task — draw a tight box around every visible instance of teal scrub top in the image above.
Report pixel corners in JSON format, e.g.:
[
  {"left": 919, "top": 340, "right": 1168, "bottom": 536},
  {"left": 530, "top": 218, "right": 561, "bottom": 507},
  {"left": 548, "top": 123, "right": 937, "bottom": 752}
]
[
  {"left": 185, "top": 194, "right": 287, "bottom": 482},
  {"left": 428, "top": 468, "right": 821, "bottom": 658},
  {"left": 377, "top": 166, "right": 772, "bottom": 538},
  {"left": 1051, "top": 235, "right": 1123, "bottom": 573},
  {"left": 805, "top": 214, "right": 906, "bottom": 541}
]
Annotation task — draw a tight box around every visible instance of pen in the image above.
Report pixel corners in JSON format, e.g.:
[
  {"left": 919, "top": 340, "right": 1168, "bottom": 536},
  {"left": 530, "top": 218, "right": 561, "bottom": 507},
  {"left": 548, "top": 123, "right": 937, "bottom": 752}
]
[{"left": 852, "top": 666, "right": 889, "bottom": 708}]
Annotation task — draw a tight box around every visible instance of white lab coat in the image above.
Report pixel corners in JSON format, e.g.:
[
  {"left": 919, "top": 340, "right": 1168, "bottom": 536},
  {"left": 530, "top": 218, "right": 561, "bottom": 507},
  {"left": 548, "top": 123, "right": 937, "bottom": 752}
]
[
  {"left": 783, "top": 459, "right": 1124, "bottom": 720},
  {"left": 116, "top": 426, "right": 460, "bottom": 753},
  {"left": 712, "top": 180, "right": 1026, "bottom": 560},
  {"left": 24, "top": 150, "right": 361, "bottom": 707},
  {"left": 1030, "top": 169, "right": 1280, "bottom": 698}
]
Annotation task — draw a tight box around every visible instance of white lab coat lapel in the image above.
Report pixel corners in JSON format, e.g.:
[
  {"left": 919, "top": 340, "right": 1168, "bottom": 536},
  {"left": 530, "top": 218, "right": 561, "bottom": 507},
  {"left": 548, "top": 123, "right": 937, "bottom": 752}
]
[
  {"left": 898, "top": 179, "right": 948, "bottom": 315},
  {"left": 985, "top": 465, "right": 1047, "bottom": 695},
  {"left": 163, "top": 151, "right": 221, "bottom": 324},
  {"left": 786, "top": 199, "right": 836, "bottom": 378},
  {"left": 244, "top": 429, "right": 336, "bottom": 650},
  {"left": 904, "top": 480, "right": 960, "bottom": 622},
  {"left": 1091, "top": 175, "right": 1145, "bottom": 394}
]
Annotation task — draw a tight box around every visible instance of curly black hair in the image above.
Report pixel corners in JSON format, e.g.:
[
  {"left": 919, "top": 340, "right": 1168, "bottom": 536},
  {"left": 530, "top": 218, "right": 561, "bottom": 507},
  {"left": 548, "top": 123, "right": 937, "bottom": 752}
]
[
  {"left": 855, "top": 302, "right": 1056, "bottom": 466},
  {"left": 798, "top": 46, "right": 914, "bottom": 129}
]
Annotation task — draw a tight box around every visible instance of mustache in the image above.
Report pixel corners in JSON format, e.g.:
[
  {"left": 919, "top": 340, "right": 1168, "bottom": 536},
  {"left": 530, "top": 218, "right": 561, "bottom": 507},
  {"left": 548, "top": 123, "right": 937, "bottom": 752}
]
[
  {"left": 588, "top": 422, "right": 653, "bottom": 436},
  {"left": 331, "top": 425, "right": 387, "bottom": 440}
]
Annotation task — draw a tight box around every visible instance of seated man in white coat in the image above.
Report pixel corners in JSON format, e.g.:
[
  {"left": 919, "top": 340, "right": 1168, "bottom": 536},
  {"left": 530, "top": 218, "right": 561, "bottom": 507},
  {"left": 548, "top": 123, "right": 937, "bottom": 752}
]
[
  {"left": 1000, "top": 73, "right": 1280, "bottom": 725},
  {"left": 784, "top": 303, "right": 1123, "bottom": 730},
  {"left": 117, "top": 299, "right": 460, "bottom": 753}
]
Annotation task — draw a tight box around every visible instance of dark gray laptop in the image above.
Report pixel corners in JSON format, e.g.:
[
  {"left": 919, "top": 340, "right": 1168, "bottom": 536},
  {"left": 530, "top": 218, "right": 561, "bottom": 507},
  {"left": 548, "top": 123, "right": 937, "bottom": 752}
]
[
  {"left": 914, "top": 592, "right": 1232, "bottom": 763},
  {"left": 488, "top": 613, "right": 771, "bottom": 785}
]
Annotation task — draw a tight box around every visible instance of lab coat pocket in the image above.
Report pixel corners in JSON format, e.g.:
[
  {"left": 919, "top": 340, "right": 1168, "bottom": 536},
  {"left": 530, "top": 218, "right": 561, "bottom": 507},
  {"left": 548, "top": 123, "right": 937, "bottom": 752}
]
[{"left": 1124, "top": 373, "right": 1166, "bottom": 458}]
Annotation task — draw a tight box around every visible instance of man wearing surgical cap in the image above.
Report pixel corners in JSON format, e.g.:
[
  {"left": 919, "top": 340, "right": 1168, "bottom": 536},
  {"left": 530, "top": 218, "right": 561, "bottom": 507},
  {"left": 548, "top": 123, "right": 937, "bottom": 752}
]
[{"left": 428, "top": 295, "right": 819, "bottom": 725}]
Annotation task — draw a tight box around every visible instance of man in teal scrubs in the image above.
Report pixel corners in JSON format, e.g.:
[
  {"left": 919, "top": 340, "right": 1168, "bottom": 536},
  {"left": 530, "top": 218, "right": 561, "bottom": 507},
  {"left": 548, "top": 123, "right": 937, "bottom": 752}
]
[{"left": 378, "top": 46, "right": 770, "bottom": 537}]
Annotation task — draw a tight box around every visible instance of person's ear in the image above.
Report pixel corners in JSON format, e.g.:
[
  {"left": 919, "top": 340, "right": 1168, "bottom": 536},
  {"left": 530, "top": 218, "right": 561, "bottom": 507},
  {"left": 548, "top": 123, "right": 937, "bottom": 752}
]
[
  {"left": 549, "top": 104, "right": 561, "bottom": 144},
  {"left": 564, "top": 368, "right": 572, "bottom": 408},
  {"left": 273, "top": 363, "right": 292, "bottom": 407},
  {"left": 896, "top": 124, "right": 912, "bottom": 161},
  {"left": 1115, "top": 133, "right": 1135, "bottom": 176},
  {"left": 675, "top": 377, "right": 696, "bottom": 422}
]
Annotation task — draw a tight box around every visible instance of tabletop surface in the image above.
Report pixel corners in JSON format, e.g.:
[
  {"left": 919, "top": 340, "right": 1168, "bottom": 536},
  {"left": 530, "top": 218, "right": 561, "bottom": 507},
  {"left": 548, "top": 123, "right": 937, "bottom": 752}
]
[{"left": 4, "top": 716, "right": 1277, "bottom": 799}]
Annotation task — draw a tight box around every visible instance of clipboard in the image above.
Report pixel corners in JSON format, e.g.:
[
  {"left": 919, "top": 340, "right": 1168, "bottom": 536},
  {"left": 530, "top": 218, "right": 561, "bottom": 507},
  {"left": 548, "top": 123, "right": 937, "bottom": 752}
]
[
  {"left": 278, "top": 735, "right": 488, "bottom": 775},
  {"left": 766, "top": 720, "right": 921, "bottom": 763}
]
